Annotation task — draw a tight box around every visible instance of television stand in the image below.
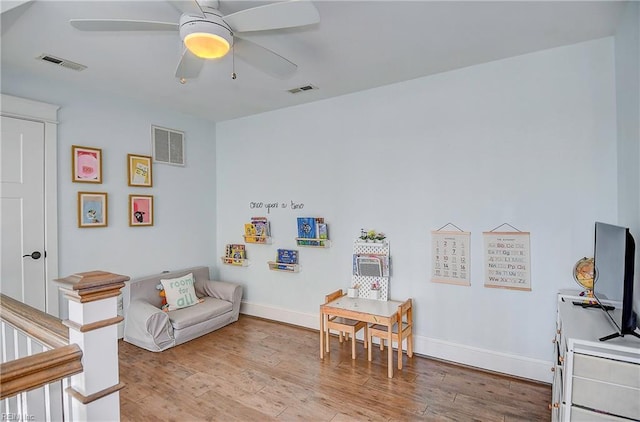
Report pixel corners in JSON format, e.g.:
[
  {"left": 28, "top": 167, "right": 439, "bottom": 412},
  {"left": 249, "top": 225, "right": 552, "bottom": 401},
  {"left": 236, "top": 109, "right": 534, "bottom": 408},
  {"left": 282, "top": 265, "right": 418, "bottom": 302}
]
[
  {"left": 599, "top": 330, "right": 640, "bottom": 342},
  {"left": 571, "top": 300, "right": 615, "bottom": 311},
  {"left": 553, "top": 293, "right": 640, "bottom": 422}
]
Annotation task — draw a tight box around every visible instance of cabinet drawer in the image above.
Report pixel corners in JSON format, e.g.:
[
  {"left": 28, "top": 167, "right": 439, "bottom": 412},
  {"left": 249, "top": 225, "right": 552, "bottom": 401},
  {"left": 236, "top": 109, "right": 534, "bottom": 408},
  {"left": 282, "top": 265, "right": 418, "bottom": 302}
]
[
  {"left": 573, "top": 353, "right": 640, "bottom": 388},
  {"left": 570, "top": 406, "right": 629, "bottom": 421},
  {"left": 572, "top": 377, "right": 639, "bottom": 420}
]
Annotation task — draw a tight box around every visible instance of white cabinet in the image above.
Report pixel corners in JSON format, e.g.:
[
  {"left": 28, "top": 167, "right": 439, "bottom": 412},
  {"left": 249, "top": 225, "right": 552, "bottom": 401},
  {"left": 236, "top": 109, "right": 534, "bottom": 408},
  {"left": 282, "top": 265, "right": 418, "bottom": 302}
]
[{"left": 552, "top": 292, "right": 640, "bottom": 421}]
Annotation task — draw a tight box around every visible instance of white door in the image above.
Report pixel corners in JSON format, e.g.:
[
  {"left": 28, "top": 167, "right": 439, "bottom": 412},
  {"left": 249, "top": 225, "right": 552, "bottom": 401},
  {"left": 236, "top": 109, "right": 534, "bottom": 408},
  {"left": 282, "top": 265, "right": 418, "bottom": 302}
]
[{"left": 1, "top": 115, "right": 47, "bottom": 311}]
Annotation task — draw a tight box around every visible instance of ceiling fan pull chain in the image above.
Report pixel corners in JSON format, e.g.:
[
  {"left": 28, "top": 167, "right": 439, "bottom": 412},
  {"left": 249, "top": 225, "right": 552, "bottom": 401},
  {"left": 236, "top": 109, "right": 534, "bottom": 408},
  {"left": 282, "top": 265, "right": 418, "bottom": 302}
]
[{"left": 231, "top": 39, "right": 237, "bottom": 80}]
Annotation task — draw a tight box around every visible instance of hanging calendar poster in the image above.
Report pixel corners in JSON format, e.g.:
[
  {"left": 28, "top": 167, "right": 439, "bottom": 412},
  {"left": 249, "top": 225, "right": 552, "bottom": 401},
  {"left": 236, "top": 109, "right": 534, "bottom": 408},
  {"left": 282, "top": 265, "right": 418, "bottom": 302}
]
[
  {"left": 483, "top": 231, "right": 531, "bottom": 291},
  {"left": 431, "top": 231, "right": 471, "bottom": 286}
]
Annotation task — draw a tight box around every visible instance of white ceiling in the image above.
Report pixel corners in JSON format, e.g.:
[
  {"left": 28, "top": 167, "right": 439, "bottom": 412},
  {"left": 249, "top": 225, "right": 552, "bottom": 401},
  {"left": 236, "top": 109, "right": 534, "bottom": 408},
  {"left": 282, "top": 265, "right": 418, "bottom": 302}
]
[{"left": 0, "top": 0, "right": 628, "bottom": 122}]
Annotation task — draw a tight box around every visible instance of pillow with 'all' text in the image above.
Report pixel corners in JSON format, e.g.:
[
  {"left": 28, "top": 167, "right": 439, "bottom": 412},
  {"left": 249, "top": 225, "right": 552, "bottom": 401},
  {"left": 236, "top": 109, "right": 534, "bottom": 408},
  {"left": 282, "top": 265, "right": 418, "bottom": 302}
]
[{"left": 160, "top": 273, "right": 199, "bottom": 311}]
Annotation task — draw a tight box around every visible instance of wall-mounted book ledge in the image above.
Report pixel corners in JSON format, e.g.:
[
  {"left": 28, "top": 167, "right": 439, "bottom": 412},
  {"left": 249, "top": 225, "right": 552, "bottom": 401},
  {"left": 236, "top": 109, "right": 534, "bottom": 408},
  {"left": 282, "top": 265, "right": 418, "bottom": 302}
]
[
  {"left": 354, "top": 240, "right": 388, "bottom": 247},
  {"left": 220, "top": 257, "right": 249, "bottom": 267},
  {"left": 296, "top": 217, "right": 329, "bottom": 248},
  {"left": 295, "top": 238, "right": 331, "bottom": 248},
  {"left": 244, "top": 235, "right": 272, "bottom": 244},
  {"left": 222, "top": 244, "right": 248, "bottom": 266},
  {"left": 267, "top": 261, "right": 300, "bottom": 272}
]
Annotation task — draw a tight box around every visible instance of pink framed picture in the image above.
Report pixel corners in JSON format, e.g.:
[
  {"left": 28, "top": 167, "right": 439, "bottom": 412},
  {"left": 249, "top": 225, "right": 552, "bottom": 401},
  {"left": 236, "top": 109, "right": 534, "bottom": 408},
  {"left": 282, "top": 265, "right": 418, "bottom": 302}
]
[
  {"left": 72, "top": 145, "right": 102, "bottom": 183},
  {"left": 129, "top": 194, "right": 153, "bottom": 227}
]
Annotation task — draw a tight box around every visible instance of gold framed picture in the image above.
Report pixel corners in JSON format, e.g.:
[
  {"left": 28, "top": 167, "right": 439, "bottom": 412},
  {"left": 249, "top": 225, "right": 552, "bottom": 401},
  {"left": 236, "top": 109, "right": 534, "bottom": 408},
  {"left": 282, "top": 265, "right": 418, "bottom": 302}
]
[
  {"left": 72, "top": 145, "right": 102, "bottom": 183},
  {"left": 77, "top": 192, "right": 108, "bottom": 228},
  {"left": 129, "top": 194, "right": 154, "bottom": 227},
  {"left": 127, "top": 154, "right": 153, "bottom": 187}
]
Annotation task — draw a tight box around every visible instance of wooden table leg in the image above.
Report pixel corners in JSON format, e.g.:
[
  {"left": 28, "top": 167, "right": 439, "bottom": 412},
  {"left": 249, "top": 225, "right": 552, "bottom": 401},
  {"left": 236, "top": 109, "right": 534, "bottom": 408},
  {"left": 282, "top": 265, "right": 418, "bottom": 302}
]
[
  {"left": 387, "top": 322, "right": 393, "bottom": 378},
  {"left": 320, "top": 309, "right": 325, "bottom": 359}
]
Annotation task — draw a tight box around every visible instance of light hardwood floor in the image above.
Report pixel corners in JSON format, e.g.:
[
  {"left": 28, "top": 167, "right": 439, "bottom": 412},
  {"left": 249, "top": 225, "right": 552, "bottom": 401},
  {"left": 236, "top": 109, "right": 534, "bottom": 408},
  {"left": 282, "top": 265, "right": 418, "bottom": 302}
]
[{"left": 119, "top": 315, "right": 551, "bottom": 421}]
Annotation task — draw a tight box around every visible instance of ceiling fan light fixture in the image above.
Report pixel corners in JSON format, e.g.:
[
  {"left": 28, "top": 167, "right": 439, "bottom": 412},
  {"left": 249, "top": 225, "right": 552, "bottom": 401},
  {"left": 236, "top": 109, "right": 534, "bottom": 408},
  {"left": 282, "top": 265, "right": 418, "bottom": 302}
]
[{"left": 184, "top": 32, "right": 230, "bottom": 59}]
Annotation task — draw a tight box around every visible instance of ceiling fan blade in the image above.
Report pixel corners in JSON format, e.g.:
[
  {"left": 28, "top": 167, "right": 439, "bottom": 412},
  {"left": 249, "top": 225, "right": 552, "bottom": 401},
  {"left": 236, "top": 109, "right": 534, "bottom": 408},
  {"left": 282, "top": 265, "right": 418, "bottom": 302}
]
[
  {"left": 70, "top": 19, "right": 178, "bottom": 31},
  {"left": 223, "top": 0, "right": 319, "bottom": 33},
  {"left": 175, "top": 48, "right": 205, "bottom": 80},
  {"left": 1, "top": 0, "right": 33, "bottom": 15},
  {"left": 234, "top": 37, "right": 297, "bottom": 79},
  {"left": 167, "top": 0, "right": 204, "bottom": 17}
]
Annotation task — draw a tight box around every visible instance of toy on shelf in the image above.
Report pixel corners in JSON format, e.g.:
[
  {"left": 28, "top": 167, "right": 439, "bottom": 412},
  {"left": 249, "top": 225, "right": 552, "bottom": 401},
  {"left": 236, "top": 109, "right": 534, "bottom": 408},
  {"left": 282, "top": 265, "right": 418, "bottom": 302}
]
[
  {"left": 296, "top": 217, "right": 330, "bottom": 247},
  {"left": 244, "top": 216, "right": 272, "bottom": 244},
  {"left": 268, "top": 248, "right": 300, "bottom": 272},
  {"left": 355, "top": 228, "right": 387, "bottom": 246},
  {"left": 221, "top": 243, "right": 249, "bottom": 267}
]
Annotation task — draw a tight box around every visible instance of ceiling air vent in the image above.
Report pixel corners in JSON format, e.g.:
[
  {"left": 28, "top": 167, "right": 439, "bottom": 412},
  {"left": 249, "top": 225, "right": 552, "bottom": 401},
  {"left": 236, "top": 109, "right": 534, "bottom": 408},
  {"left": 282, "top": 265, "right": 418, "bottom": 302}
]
[
  {"left": 36, "top": 54, "right": 87, "bottom": 71},
  {"left": 152, "top": 125, "right": 185, "bottom": 166},
  {"left": 288, "top": 84, "right": 318, "bottom": 94}
]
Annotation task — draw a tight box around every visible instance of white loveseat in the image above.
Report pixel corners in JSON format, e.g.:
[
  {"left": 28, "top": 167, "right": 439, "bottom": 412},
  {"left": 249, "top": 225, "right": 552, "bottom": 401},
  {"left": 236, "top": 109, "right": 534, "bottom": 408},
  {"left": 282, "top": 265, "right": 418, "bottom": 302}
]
[{"left": 124, "top": 266, "right": 242, "bottom": 352}]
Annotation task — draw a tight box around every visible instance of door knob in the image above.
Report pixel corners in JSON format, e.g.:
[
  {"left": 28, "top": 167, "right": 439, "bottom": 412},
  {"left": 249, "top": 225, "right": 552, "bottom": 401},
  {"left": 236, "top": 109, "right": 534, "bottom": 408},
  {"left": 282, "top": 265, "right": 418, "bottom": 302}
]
[{"left": 22, "top": 251, "right": 42, "bottom": 260}]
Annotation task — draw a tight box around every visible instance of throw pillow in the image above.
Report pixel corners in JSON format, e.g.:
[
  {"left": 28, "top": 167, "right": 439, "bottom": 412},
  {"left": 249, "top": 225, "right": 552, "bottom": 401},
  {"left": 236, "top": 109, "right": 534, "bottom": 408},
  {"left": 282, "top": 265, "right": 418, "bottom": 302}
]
[{"left": 160, "top": 273, "right": 200, "bottom": 311}]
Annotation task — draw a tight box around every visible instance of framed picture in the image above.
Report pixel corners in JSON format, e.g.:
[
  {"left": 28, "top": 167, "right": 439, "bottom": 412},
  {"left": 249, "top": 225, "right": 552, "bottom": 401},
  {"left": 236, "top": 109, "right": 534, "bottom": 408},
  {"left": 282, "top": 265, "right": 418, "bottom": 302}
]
[
  {"left": 127, "top": 154, "right": 153, "bottom": 187},
  {"left": 129, "top": 194, "right": 153, "bottom": 227},
  {"left": 78, "top": 192, "right": 108, "bottom": 228},
  {"left": 431, "top": 230, "right": 471, "bottom": 286},
  {"left": 72, "top": 145, "right": 102, "bottom": 183},
  {"left": 483, "top": 231, "right": 531, "bottom": 291}
]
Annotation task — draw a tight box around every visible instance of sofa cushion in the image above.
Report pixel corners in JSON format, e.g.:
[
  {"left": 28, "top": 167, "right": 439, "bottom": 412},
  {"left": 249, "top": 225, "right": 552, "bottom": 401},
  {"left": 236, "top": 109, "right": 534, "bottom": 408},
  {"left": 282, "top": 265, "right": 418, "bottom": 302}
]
[
  {"left": 161, "top": 273, "right": 199, "bottom": 311},
  {"left": 167, "top": 297, "right": 233, "bottom": 330}
]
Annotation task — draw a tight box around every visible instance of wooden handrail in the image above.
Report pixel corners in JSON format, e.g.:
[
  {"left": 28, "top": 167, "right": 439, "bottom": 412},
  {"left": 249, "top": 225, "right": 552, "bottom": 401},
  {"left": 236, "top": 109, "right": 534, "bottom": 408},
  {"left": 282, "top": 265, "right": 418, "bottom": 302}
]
[
  {"left": 0, "top": 294, "right": 83, "bottom": 400},
  {"left": 0, "top": 294, "right": 68, "bottom": 348},
  {"left": 0, "top": 344, "right": 83, "bottom": 399}
]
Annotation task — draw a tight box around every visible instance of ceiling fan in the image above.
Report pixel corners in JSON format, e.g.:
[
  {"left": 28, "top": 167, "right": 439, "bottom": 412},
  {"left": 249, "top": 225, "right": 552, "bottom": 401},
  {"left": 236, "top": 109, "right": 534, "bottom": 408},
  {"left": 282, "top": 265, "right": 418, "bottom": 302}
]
[{"left": 69, "top": 0, "right": 319, "bottom": 82}]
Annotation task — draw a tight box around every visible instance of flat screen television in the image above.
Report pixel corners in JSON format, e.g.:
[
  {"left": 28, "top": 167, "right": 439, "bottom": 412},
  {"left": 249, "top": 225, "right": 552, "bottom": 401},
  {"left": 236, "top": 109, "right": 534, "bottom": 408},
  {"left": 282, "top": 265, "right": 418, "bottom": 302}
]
[{"left": 591, "top": 221, "right": 640, "bottom": 341}]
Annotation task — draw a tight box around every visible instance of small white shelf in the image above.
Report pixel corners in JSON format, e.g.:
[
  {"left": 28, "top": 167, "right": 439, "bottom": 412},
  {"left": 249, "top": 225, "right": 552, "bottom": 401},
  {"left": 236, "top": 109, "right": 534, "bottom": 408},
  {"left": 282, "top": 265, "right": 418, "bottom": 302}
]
[
  {"left": 354, "top": 240, "right": 388, "bottom": 247},
  {"left": 295, "top": 238, "right": 331, "bottom": 248},
  {"left": 267, "top": 261, "right": 300, "bottom": 273},
  {"left": 220, "top": 257, "right": 249, "bottom": 267},
  {"left": 244, "top": 235, "right": 272, "bottom": 244}
]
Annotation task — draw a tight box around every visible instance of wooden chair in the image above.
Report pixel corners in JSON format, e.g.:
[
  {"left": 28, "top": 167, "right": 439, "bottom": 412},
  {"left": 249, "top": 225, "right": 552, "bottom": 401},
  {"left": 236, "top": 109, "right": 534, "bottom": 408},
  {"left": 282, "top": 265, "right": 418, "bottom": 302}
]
[
  {"left": 324, "top": 289, "right": 368, "bottom": 359},
  {"left": 367, "top": 298, "right": 413, "bottom": 369}
]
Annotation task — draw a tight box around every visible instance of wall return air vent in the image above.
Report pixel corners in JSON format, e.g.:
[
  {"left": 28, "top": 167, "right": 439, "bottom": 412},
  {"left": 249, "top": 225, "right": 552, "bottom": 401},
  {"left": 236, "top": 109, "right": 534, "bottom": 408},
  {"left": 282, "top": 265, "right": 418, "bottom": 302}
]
[
  {"left": 152, "top": 125, "right": 185, "bottom": 166},
  {"left": 36, "top": 54, "right": 87, "bottom": 71}
]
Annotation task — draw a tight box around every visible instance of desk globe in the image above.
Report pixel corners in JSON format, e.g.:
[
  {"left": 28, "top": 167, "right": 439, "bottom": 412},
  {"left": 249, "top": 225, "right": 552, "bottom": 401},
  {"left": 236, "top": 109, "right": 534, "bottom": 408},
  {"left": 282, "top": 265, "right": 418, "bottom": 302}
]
[{"left": 574, "top": 257, "right": 595, "bottom": 299}]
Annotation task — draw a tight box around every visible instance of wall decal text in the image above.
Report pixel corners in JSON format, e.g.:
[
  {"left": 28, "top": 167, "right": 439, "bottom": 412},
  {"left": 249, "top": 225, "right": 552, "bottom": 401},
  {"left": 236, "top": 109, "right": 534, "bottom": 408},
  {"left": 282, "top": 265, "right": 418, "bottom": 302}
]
[{"left": 249, "top": 200, "right": 305, "bottom": 213}]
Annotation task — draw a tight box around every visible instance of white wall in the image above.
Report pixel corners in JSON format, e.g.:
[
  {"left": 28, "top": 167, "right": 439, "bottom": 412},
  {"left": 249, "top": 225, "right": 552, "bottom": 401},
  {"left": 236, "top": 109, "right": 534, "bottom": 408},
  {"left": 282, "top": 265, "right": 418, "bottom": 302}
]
[
  {"left": 1, "top": 34, "right": 624, "bottom": 383},
  {"left": 216, "top": 38, "right": 618, "bottom": 382},
  {"left": 615, "top": 1, "right": 640, "bottom": 287},
  {"left": 1, "top": 67, "right": 217, "bottom": 301}
]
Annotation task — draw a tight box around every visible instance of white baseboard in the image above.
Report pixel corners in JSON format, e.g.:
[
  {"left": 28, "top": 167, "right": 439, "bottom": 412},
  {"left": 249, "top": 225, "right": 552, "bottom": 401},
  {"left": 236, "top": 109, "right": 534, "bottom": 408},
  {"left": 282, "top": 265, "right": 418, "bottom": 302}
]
[
  {"left": 414, "top": 336, "right": 553, "bottom": 383},
  {"left": 241, "top": 301, "right": 319, "bottom": 329},
  {"left": 240, "top": 301, "right": 553, "bottom": 383}
]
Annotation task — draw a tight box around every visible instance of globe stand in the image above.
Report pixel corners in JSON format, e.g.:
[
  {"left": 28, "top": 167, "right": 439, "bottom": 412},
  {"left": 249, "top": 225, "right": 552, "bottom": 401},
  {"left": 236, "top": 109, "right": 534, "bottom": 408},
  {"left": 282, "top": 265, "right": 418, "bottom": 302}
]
[{"left": 573, "top": 289, "right": 597, "bottom": 306}]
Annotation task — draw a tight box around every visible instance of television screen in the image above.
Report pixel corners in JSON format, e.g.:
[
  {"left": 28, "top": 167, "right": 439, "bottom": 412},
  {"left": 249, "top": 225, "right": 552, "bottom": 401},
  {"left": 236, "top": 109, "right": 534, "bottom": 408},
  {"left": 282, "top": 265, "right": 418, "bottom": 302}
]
[
  {"left": 592, "top": 221, "right": 639, "bottom": 341},
  {"left": 594, "top": 222, "right": 626, "bottom": 303}
]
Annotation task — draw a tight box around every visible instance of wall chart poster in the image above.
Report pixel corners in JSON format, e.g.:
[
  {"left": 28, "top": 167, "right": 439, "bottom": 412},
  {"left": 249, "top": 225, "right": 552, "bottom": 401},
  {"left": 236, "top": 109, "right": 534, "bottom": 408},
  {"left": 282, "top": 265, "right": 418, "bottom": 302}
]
[
  {"left": 431, "top": 231, "right": 471, "bottom": 286},
  {"left": 483, "top": 231, "right": 531, "bottom": 291}
]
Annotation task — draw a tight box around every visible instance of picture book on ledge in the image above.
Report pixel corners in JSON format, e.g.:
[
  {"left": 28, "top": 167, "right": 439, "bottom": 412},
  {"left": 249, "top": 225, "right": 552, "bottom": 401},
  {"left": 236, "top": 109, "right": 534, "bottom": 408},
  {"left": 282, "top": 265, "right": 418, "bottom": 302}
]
[
  {"left": 244, "top": 216, "right": 271, "bottom": 243},
  {"left": 277, "top": 249, "right": 298, "bottom": 265},
  {"left": 268, "top": 248, "right": 300, "bottom": 272},
  {"left": 223, "top": 244, "right": 246, "bottom": 265},
  {"left": 297, "top": 217, "right": 328, "bottom": 246}
]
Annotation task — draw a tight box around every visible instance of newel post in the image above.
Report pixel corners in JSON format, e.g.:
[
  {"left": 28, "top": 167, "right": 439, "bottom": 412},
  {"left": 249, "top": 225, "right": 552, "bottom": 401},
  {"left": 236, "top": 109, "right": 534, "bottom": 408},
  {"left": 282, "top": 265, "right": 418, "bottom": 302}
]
[{"left": 56, "top": 270, "right": 130, "bottom": 421}]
